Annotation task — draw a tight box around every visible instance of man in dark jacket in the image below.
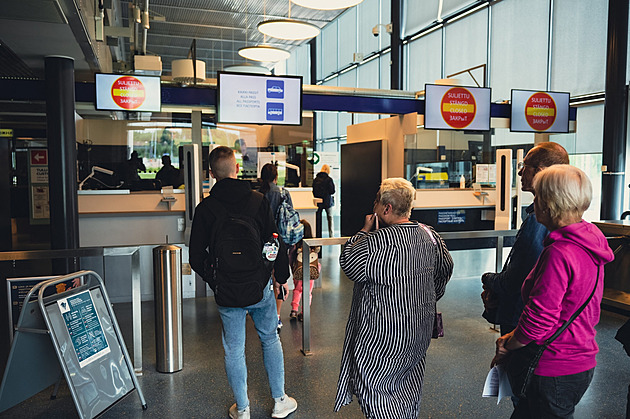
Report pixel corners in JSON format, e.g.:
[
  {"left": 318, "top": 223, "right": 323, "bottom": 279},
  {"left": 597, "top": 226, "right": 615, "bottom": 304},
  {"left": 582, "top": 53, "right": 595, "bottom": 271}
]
[
  {"left": 189, "top": 146, "right": 297, "bottom": 419},
  {"left": 312, "top": 164, "right": 335, "bottom": 238},
  {"left": 155, "top": 155, "right": 183, "bottom": 188},
  {"left": 481, "top": 142, "right": 569, "bottom": 335}
]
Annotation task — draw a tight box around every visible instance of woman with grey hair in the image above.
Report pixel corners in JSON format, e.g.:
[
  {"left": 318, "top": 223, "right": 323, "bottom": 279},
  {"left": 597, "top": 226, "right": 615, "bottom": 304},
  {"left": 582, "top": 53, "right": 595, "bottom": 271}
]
[
  {"left": 334, "top": 178, "right": 453, "bottom": 418},
  {"left": 491, "top": 165, "right": 614, "bottom": 418}
]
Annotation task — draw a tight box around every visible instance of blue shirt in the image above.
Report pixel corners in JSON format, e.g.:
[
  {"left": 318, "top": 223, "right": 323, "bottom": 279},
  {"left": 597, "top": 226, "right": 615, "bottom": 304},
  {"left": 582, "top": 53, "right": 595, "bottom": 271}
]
[{"left": 483, "top": 204, "right": 548, "bottom": 327}]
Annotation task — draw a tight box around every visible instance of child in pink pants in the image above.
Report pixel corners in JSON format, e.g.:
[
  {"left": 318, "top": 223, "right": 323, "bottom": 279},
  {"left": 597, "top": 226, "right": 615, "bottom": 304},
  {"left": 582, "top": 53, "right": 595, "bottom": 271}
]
[{"left": 290, "top": 220, "right": 320, "bottom": 321}]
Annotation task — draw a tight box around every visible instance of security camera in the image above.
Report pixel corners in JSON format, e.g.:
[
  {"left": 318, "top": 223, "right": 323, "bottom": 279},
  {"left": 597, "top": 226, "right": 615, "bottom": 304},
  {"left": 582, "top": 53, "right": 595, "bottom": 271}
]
[{"left": 372, "top": 25, "right": 379, "bottom": 37}]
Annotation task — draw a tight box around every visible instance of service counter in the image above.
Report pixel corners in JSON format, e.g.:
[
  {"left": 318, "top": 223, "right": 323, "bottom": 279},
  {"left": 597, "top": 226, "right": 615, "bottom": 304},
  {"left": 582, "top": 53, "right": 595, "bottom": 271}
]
[{"left": 77, "top": 187, "right": 318, "bottom": 303}]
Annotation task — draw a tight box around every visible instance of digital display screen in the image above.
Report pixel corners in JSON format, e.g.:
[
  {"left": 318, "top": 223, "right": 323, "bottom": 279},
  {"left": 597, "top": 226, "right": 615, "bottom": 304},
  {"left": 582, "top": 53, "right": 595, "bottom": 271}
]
[
  {"left": 95, "top": 73, "right": 161, "bottom": 112},
  {"left": 510, "top": 89, "right": 570, "bottom": 133},
  {"left": 217, "top": 72, "right": 303, "bottom": 125},
  {"left": 424, "top": 84, "right": 491, "bottom": 131}
]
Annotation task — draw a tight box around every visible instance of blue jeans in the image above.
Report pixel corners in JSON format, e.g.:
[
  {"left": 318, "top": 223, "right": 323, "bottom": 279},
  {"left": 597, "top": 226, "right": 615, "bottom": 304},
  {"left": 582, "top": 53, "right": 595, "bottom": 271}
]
[
  {"left": 217, "top": 280, "right": 285, "bottom": 410},
  {"left": 511, "top": 368, "right": 594, "bottom": 419}
]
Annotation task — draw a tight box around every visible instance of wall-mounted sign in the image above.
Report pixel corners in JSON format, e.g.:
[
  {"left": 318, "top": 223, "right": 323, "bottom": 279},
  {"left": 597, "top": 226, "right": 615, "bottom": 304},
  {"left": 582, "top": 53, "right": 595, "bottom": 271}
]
[
  {"left": 425, "top": 84, "right": 491, "bottom": 131},
  {"left": 28, "top": 149, "right": 49, "bottom": 224},
  {"left": 95, "top": 73, "right": 161, "bottom": 112},
  {"left": 510, "top": 90, "right": 570, "bottom": 133},
  {"left": 217, "top": 72, "right": 303, "bottom": 126},
  {"left": 0, "top": 129, "right": 13, "bottom": 137},
  {"left": 437, "top": 209, "right": 466, "bottom": 224}
]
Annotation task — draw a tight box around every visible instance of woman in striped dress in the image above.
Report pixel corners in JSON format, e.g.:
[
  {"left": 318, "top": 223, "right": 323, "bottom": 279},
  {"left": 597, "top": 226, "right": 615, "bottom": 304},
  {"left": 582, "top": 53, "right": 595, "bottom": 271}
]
[{"left": 334, "top": 178, "right": 453, "bottom": 418}]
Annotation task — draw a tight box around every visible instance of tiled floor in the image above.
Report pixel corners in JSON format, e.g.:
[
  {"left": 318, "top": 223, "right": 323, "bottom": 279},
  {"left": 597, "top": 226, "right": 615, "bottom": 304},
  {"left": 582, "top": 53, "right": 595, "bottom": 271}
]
[{"left": 1, "top": 247, "right": 629, "bottom": 418}]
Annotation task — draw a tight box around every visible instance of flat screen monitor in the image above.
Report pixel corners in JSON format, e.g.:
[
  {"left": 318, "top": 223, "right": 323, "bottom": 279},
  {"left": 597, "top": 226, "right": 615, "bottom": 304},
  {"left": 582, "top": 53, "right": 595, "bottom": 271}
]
[
  {"left": 217, "top": 72, "right": 302, "bottom": 125},
  {"left": 95, "top": 73, "right": 161, "bottom": 112},
  {"left": 510, "top": 89, "right": 570, "bottom": 133},
  {"left": 424, "top": 84, "right": 491, "bottom": 131}
]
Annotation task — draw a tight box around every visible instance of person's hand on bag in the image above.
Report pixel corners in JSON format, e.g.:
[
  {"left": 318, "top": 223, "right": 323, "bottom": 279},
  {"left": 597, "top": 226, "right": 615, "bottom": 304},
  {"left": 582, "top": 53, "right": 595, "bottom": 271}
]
[
  {"left": 481, "top": 286, "right": 499, "bottom": 310},
  {"left": 490, "top": 331, "right": 513, "bottom": 368}
]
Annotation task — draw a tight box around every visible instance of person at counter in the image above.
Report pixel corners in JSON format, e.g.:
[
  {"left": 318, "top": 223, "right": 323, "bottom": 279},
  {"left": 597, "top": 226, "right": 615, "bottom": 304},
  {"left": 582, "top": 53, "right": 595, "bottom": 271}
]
[
  {"left": 481, "top": 142, "right": 569, "bottom": 335},
  {"left": 119, "top": 150, "right": 146, "bottom": 185},
  {"left": 155, "top": 155, "right": 183, "bottom": 188}
]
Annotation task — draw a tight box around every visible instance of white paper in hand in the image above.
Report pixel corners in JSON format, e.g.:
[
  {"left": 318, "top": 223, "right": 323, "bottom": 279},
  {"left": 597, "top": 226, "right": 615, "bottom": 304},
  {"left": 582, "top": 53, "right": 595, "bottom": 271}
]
[{"left": 482, "top": 365, "right": 514, "bottom": 404}]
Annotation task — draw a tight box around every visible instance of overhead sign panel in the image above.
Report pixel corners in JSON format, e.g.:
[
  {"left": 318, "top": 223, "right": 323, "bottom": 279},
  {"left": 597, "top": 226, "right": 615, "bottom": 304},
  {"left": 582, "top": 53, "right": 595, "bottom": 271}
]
[
  {"left": 510, "top": 89, "right": 570, "bottom": 133},
  {"left": 95, "top": 73, "right": 161, "bottom": 112},
  {"left": 424, "top": 84, "right": 491, "bottom": 131},
  {"left": 217, "top": 72, "right": 302, "bottom": 125}
]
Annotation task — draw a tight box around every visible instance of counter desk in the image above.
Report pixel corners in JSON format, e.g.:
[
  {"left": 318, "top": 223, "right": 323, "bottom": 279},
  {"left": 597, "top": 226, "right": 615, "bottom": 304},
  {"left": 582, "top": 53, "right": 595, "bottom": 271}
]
[{"left": 594, "top": 220, "right": 630, "bottom": 312}]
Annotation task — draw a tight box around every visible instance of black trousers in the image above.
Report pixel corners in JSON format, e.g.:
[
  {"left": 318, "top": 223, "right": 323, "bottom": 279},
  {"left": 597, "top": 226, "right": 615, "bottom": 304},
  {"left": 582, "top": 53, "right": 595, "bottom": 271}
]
[{"left": 511, "top": 368, "right": 594, "bottom": 419}]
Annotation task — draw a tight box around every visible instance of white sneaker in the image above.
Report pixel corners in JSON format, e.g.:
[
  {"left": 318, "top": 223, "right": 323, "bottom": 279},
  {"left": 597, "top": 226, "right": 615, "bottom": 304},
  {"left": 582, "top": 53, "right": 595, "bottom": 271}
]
[
  {"left": 229, "top": 403, "right": 250, "bottom": 419},
  {"left": 271, "top": 395, "right": 297, "bottom": 418}
]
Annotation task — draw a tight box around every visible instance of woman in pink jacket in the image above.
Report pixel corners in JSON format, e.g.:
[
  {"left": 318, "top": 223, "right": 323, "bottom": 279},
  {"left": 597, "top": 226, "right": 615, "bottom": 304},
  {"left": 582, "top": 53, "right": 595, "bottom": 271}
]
[{"left": 492, "top": 165, "right": 614, "bottom": 418}]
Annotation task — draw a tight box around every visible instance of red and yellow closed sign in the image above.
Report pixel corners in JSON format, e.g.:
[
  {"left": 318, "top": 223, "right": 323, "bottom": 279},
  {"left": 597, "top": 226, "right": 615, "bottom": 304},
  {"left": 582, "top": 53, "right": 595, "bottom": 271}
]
[
  {"left": 525, "top": 92, "right": 556, "bottom": 131},
  {"left": 440, "top": 87, "right": 476, "bottom": 129},
  {"left": 111, "top": 76, "right": 146, "bottom": 110}
]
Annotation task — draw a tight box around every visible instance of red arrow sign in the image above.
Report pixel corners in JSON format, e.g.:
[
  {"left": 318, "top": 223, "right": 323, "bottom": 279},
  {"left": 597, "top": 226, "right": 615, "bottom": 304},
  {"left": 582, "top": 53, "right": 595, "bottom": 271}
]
[{"left": 30, "top": 150, "right": 48, "bottom": 165}]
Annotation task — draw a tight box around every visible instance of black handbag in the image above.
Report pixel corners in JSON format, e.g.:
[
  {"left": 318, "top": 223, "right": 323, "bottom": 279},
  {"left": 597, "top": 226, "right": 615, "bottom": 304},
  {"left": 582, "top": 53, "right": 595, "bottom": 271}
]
[{"left": 505, "top": 266, "right": 600, "bottom": 399}]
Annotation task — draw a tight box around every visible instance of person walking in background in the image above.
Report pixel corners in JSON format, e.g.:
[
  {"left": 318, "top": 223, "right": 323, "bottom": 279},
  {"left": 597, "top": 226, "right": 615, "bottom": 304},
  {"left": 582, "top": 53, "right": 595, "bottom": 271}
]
[
  {"left": 259, "top": 163, "right": 294, "bottom": 331},
  {"left": 312, "top": 164, "right": 335, "bottom": 238},
  {"left": 481, "top": 142, "right": 569, "bottom": 335},
  {"left": 189, "top": 147, "right": 297, "bottom": 419},
  {"left": 155, "top": 154, "right": 183, "bottom": 188},
  {"left": 335, "top": 178, "right": 453, "bottom": 418},
  {"left": 289, "top": 219, "right": 320, "bottom": 322},
  {"left": 491, "top": 165, "right": 613, "bottom": 418}
]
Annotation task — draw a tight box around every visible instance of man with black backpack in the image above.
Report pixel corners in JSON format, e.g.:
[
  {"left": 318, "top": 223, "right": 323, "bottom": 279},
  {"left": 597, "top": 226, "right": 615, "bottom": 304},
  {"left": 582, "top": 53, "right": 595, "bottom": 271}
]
[{"left": 189, "top": 146, "right": 297, "bottom": 419}]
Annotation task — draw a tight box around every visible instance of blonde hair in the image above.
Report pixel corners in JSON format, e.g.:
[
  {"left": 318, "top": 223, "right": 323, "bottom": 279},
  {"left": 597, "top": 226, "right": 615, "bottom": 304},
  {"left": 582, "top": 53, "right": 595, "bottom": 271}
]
[
  {"left": 320, "top": 164, "right": 330, "bottom": 174},
  {"left": 377, "top": 178, "right": 416, "bottom": 217},
  {"left": 533, "top": 165, "right": 592, "bottom": 222}
]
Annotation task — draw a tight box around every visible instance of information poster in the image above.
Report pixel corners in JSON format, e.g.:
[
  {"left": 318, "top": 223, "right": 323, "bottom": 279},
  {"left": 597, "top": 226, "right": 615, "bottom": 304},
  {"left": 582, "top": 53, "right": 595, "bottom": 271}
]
[
  {"left": 437, "top": 209, "right": 466, "bottom": 225},
  {"left": 425, "top": 84, "right": 491, "bottom": 131},
  {"left": 510, "top": 90, "right": 569, "bottom": 133},
  {"left": 57, "top": 291, "right": 110, "bottom": 368},
  {"left": 28, "top": 149, "right": 49, "bottom": 224},
  {"left": 218, "top": 73, "right": 302, "bottom": 125}
]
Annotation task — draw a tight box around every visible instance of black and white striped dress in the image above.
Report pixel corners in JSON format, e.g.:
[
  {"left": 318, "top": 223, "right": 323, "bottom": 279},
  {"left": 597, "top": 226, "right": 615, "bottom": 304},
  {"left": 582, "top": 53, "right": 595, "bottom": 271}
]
[{"left": 334, "top": 221, "right": 453, "bottom": 418}]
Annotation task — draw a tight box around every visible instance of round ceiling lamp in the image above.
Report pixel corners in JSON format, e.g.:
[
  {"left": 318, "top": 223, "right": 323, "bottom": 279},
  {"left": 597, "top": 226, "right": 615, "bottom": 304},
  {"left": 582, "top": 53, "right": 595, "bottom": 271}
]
[
  {"left": 172, "top": 59, "right": 206, "bottom": 83},
  {"left": 238, "top": 45, "right": 291, "bottom": 62},
  {"left": 223, "top": 63, "right": 272, "bottom": 74},
  {"left": 258, "top": 19, "right": 320, "bottom": 40},
  {"left": 291, "top": 0, "right": 364, "bottom": 10}
]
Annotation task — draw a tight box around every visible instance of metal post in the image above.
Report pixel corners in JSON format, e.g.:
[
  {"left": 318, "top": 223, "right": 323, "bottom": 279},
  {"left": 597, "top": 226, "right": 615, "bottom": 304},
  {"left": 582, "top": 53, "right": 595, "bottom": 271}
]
[
  {"left": 301, "top": 241, "right": 312, "bottom": 356},
  {"left": 601, "top": 0, "right": 629, "bottom": 220},
  {"left": 45, "top": 56, "right": 79, "bottom": 274},
  {"left": 153, "top": 244, "right": 183, "bottom": 373}
]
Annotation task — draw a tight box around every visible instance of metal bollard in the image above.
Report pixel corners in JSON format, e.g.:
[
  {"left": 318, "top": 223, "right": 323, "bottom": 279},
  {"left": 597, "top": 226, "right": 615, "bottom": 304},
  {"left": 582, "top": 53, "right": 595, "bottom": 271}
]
[{"left": 153, "top": 244, "right": 183, "bottom": 373}]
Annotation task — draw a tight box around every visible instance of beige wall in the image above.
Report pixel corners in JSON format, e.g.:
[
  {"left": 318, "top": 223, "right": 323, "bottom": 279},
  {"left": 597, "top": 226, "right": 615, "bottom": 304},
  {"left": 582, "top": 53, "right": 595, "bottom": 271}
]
[{"left": 347, "top": 113, "right": 417, "bottom": 178}]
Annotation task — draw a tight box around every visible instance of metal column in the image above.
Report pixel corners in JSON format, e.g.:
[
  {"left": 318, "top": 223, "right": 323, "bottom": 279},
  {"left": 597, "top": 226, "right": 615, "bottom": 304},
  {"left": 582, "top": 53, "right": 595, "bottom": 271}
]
[
  {"left": 45, "top": 56, "right": 79, "bottom": 274},
  {"left": 391, "top": 0, "right": 403, "bottom": 90},
  {"left": 601, "top": 0, "right": 629, "bottom": 220}
]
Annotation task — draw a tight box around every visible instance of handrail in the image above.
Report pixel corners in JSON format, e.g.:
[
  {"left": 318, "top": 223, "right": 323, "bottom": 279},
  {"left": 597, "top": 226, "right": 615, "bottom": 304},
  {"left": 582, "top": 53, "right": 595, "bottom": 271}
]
[
  {"left": 299, "top": 229, "right": 518, "bottom": 355},
  {"left": 0, "top": 248, "right": 103, "bottom": 261}
]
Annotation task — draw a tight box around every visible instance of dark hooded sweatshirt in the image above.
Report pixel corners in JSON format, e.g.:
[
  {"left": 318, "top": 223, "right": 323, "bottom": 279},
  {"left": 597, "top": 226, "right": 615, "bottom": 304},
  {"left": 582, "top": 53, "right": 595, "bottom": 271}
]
[
  {"left": 189, "top": 178, "right": 290, "bottom": 293},
  {"left": 513, "top": 220, "right": 614, "bottom": 376}
]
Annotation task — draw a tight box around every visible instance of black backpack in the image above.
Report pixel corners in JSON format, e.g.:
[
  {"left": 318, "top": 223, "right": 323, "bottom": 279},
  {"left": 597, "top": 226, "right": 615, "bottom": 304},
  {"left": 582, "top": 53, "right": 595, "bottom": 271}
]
[
  {"left": 312, "top": 176, "right": 327, "bottom": 198},
  {"left": 207, "top": 192, "right": 273, "bottom": 307}
]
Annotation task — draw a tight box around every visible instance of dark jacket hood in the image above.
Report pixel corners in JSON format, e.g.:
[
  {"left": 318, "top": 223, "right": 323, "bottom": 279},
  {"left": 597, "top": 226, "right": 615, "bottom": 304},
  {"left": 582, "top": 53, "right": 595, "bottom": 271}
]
[
  {"left": 315, "top": 172, "right": 330, "bottom": 180},
  {"left": 545, "top": 220, "right": 614, "bottom": 266},
  {"left": 210, "top": 177, "right": 253, "bottom": 205}
]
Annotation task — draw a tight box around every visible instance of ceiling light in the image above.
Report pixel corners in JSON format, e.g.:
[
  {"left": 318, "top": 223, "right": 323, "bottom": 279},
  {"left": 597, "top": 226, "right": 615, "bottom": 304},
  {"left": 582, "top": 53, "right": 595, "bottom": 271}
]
[
  {"left": 172, "top": 59, "right": 206, "bottom": 83},
  {"left": 238, "top": 45, "right": 290, "bottom": 62},
  {"left": 291, "top": 0, "right": 364, "bottom": 10},
  {"left": 223, "top": 64, "right": 272, "bottom": 75},
  {"left": 258, "top": 19, "right": 320, "bottom": 40}
]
